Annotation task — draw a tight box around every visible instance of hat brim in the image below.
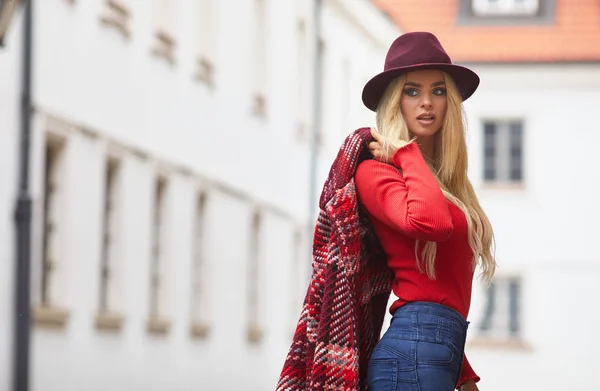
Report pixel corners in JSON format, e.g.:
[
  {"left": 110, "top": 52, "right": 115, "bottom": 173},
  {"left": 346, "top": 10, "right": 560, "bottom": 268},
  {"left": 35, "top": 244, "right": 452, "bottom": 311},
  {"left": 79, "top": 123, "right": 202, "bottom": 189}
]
[{"left": 361, "top": 64, "right": 480, "bottom": 112}]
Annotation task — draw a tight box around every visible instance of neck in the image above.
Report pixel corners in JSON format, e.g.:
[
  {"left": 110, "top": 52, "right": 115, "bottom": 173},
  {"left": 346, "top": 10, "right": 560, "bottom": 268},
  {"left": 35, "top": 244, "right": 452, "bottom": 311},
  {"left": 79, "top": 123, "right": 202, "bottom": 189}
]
[{"left": 416, "top": 136, "right": 436, "bottom": 162}]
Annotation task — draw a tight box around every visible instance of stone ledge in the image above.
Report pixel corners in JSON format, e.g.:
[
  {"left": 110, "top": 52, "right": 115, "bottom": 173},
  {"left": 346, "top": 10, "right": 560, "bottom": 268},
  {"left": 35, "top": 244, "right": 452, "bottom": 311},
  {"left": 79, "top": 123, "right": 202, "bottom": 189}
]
[
  {"left": 247, "top": 323, "right": 264, "bottom": 344},
  {"left": 251, "top": 92, "right": 267, "bottom": 119},
  {"left": 146, "top": 316, "right": 171, "bottom": 336},
  {"left": 32, "top": 305, "right": 70, "bottom": 329},
  {"left": 195, "top": 55, "right": 215, "bottom": 87},
  {"left": 468, "top": 337, "right": 532, "bottom": 351},
  {"left": 95, "top": 311, "right": 125, "bottom": 332},
  {"left": 151, "top": 30, "right": 176, "bottom": 66},
  {"left": 99, "top": 0, "right": 131, "bottom": 39},
  {"left": 190, "top": 322, "right": 211, "bottom": 340}
]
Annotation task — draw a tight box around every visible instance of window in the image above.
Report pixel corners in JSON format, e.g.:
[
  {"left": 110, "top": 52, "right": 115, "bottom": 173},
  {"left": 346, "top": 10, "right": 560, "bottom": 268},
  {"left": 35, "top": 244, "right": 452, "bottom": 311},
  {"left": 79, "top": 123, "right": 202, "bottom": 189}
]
[
  {"left": 472, "top": 0, "right": 539, "bottom": 16},
  {"left": 340, "top": 58, "right": 351, "bottom": 139},
  {"left": 190, "top": 192, "right": 210, "bottom": 339},
  {"left": 147, "top": 176, "right": 170, "bottom": 334},
  {"left": 251, "top": 0, "right": 267, "bottom": 117},
  {"left": 100, "top": 0, "right": 131, "bottom": 39},
  {"left": 247, "top": 210, "right": 263, "bottom": 343},
  {"left": 295, "top": 18, "right": 309, "bottom": 140},
  {"left": 151, "top": 0, "right": 176, "bottom": 65},
  {"left": 41, "top": 138, "right": 66, "bottom": 308},
  {"left": 96, "top": 157, "right": 124, "bottom": 331},
  {"left": 483, "top": 120, "right": 523, "bottom": 183},
  {"left": 315, "top": 38, "right": 326, "bottom": 146},
  {"left": 290, "top": 229, "right": 304, "bottom": 334},
  {"left": 195, "top": 0, "right": 216, "bottom": 86},
  {"left": 478, "top": 277, "right": 522, "bottom": 340},
  {"left": 33, "top": 135, "right": 70, "bottom": 328},
  {"left": 459, "top": 0, "right": 553, "bottom": 25},
  {"left": 0, "top": 0, "right": 20, "bottom": 46}
]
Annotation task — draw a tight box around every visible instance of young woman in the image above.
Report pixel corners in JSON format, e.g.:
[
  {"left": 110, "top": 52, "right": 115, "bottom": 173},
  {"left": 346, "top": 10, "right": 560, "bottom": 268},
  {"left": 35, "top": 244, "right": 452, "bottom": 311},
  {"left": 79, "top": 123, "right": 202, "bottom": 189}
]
[{"left": 355, "top": 32, "right": 497, "bottom": 391}]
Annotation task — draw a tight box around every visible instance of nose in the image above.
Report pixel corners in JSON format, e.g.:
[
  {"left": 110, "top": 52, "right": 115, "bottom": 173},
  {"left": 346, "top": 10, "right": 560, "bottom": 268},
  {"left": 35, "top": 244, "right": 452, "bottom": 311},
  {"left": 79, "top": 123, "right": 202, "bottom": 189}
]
[{"left": 420, "top": 93, "right": 433, "bottom": 109}]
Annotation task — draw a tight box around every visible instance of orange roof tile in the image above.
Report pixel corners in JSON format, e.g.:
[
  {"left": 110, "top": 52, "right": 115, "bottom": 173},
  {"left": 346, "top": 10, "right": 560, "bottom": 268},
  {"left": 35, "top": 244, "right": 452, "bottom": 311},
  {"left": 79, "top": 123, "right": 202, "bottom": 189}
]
[{"left": 373, "top": 0, "right": 600, "bottom": 62}]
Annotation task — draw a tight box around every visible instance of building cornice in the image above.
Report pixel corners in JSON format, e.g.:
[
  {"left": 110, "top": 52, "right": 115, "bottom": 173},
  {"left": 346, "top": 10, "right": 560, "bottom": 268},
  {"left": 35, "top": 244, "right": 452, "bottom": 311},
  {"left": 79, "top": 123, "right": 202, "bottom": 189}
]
[{"left": 328, "top": 0, "right": 400, "bottom": 49}]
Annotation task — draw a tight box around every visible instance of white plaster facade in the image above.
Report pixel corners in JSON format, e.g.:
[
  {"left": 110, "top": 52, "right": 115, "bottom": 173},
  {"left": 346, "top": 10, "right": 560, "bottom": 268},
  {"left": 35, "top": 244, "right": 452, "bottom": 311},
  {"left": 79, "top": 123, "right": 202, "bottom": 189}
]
[
  {"left": 0, "top": 0, "right": 397, "bottom": 390},
  {"left": 3, "top": 1, "right": 598, "bottom": 391},
  {"left": 463, "top": 64, "right": 600, "bottom": 390}
]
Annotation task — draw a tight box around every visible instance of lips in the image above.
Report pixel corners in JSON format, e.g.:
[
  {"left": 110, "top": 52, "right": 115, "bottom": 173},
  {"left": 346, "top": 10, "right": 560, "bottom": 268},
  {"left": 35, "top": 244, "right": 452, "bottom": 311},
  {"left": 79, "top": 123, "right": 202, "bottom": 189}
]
[
  {"left": 417, "top": 113, "right": 435, "bottom": 120},
  {"left": 417, "top": 113, "right": 436, "bottom": 125}
]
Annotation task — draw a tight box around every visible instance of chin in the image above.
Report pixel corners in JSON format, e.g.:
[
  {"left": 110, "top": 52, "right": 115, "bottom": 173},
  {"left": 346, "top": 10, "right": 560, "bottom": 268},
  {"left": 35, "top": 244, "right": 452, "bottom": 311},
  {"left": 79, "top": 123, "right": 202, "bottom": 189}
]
[{"left": 411, "top": 128, "right": 440, "bottom": 138}]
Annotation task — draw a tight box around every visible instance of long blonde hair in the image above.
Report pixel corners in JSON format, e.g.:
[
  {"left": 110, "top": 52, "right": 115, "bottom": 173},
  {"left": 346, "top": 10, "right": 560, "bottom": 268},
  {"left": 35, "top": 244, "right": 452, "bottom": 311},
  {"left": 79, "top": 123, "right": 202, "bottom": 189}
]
[{"left": 375, "top": 73, "right": 496, "bottom": 283}]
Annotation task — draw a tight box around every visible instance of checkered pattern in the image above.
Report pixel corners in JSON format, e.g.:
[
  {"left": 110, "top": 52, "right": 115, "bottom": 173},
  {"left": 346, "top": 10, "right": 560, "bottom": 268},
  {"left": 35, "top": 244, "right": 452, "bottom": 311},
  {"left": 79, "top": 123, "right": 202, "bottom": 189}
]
[{"left": 276, "top": 128, "right": 394, "bottom": 391}]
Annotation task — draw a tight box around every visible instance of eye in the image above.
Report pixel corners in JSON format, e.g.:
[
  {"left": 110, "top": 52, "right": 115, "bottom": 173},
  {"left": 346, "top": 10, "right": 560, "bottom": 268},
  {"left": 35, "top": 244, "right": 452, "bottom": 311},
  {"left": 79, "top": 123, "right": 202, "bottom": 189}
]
[
  {"left": 403, "top": 88, "right": 418, "bottom": 97},
  {"left": 433, "top": 87, "right": 447, "bottom": 96}
]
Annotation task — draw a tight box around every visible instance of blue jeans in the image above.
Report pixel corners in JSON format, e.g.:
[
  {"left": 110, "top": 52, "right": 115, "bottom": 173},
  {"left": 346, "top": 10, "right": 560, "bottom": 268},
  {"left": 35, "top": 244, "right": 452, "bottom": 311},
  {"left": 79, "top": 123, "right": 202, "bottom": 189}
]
[{"left": 367, "top": 302, "right": 469, "bottom": 391}]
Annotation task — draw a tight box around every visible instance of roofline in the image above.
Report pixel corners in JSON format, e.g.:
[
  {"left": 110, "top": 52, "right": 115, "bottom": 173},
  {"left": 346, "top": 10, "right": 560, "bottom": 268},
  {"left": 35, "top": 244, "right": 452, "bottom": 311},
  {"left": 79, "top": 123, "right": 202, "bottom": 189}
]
[
  {"left": 328, "top": 0, "right": 400, "bottom": 49},
  {"left": 458, "top": 60, "right": 600, "bottom": 66}
]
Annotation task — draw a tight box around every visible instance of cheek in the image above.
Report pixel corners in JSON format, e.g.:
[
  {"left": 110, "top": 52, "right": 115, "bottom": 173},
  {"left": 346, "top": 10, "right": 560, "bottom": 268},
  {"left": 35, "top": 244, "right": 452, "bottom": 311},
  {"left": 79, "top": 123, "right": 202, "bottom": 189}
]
[
  {"left": 400, "top": 98, "right": 416, "bottom": 117},
  {"left": 437, "top": 98, "right": 448, "bottom": 114},
  {"left": 399, "top": 98, "right": 408, "bottom": 116},
  {"left": 435, "top": 99, "right": 447, "bottom": 122}
]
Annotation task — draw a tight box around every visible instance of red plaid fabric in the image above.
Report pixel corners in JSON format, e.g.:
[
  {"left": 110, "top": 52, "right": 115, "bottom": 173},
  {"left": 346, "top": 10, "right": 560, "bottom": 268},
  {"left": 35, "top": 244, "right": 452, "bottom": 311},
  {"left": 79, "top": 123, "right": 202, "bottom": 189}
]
[{"left": 276, "top": 128, "right": 394, "bottom": 391}]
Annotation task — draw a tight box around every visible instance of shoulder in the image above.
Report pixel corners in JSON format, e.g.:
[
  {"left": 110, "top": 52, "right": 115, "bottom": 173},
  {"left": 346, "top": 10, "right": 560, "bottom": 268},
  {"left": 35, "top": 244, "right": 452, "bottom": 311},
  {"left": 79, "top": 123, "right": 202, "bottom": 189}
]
[
  {"left": 356, "top": 158, "right": 385, "bottom": 174},
  {"left": 354, "top": 159, "right": 404, "bottom": 199},
  {"left": 355, "top": 159, "right": 403, "bottom": 184}
]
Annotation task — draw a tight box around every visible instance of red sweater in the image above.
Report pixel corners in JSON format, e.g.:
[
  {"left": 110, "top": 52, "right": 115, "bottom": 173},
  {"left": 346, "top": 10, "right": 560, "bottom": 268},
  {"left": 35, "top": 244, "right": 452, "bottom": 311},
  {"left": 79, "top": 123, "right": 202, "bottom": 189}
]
[{"left": 354, "top": 142, "right": 480, "bottom": 388}]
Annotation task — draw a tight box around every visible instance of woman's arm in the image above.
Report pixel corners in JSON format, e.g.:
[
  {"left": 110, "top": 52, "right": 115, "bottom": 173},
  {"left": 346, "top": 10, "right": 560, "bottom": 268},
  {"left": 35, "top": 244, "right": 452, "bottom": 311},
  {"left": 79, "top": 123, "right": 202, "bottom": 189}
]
[
  {"left": 460, "top": 380, "right": 479, "bottom": 391},
  {"left": 456, "top": 354, "right": 480, "bottom": 390},
  {"left": 355, "top": 142, "right": 453, "bottom": 242}
]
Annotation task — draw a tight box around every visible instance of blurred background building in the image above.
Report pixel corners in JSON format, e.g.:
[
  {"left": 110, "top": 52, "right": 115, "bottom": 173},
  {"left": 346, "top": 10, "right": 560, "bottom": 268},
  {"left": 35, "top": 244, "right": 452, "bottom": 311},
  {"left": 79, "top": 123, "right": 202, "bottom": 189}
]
[
  {"left": 372, "top": 1, "right": 600, "bottom": 389},
  {"left": 0, "top": 0, "right": 599, "bottom": 390},
  {"left": 0, "top": 0, "right": 396, "bottom": 390}
]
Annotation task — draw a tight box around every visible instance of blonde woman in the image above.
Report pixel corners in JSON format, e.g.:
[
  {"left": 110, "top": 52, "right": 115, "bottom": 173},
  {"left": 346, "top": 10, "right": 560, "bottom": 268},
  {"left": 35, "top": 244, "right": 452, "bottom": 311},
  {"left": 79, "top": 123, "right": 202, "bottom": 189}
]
[{"left": 356, "top": 32, "right": 496, "bottom": 391}]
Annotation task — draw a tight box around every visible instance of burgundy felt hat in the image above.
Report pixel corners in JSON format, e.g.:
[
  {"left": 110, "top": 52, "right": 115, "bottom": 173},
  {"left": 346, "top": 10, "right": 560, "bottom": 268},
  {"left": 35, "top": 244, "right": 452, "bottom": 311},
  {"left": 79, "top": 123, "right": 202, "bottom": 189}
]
[{"left": 362, "top": 31, "right": 480, "bottom": 112}]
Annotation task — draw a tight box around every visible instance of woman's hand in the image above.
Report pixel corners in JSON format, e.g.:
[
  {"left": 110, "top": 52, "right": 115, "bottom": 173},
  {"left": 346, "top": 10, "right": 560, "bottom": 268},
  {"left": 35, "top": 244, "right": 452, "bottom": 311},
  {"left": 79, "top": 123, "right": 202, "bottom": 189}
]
[
  {"left": 367, "top": 127, "right": 412, "bottom": 163},
  {"left": 459, "top": 380, "right": 479, "bottom": 391}
]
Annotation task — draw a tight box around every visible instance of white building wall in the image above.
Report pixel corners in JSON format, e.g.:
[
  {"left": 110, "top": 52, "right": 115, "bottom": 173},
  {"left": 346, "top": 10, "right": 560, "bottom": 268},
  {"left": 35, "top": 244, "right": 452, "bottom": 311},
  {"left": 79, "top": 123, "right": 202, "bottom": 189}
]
[
  {"left": 464, "top": 64, "right": 600, "bottom": 391},
  {"left": 0, "top": 0, "right": 397, "bottom": 390},
  {"left": 317, "top": 0, "right": 391, "bottom": 184},
  {"left": 0, "top": 6, "right": 24, "bottom": 391},
  {"left": 4, "top": 0, "right": 598, "bottom": 388}
]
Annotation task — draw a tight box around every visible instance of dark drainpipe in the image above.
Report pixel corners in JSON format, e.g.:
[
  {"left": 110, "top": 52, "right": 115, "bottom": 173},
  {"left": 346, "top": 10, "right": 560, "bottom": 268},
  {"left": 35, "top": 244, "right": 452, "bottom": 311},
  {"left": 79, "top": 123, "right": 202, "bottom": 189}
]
[
  {"left": 13, "top": 0, "right": 34, "bottom": 390},
  {"left": 307, "top": 0, "right": 323, "bottom": 267}
]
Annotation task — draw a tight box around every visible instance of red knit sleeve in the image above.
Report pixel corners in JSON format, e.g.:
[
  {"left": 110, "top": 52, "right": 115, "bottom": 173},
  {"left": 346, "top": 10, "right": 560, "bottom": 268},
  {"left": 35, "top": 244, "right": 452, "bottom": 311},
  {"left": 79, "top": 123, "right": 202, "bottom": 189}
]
[
  {"left": 355, "top": 142, "right": 453, "bottom": 242},
  {"left": 456, "top": 354, "right": 480, "bottom": 389}
]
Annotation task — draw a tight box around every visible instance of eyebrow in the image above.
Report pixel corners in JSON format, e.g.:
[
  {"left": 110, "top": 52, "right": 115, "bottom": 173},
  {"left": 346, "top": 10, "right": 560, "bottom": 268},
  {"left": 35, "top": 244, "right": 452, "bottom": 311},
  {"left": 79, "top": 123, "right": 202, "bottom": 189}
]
[{"left": 405, "top": 81, "right": 446, "bottom": 87}]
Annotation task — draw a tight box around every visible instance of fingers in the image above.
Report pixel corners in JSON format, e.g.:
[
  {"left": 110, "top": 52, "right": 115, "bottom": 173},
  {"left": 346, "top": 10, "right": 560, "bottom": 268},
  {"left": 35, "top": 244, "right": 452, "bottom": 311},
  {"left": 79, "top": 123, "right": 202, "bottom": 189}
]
[
  {"left": 372, "top": 150, "right": 384, "bottom": 162},
  {"left": 368, "top": 142, "right": 379, "bottom": 156},
  {"left": 370, "top": 127, "right": 381, "bottom": 142},
  {"left": 368, "top": 140, "right": 384, "bottom": 161}
]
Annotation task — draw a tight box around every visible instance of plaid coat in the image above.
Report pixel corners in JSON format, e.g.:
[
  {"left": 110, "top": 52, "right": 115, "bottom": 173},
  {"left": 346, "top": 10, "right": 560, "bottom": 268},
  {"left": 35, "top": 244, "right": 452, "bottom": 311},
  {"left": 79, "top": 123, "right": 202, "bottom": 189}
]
[{"left": 276, "top": 127, "right": 395, "bottom": 391}]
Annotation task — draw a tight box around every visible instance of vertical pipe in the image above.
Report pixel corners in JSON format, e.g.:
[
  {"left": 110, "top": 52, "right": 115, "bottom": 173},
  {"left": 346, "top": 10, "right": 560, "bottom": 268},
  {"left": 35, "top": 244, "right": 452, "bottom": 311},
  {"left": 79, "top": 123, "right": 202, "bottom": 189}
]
[
  {"left": 307, "top": 0, "right": 323, "bottom": 266},
  {"left": 13, "top": 0, "right": 34, "bottom": 390}
]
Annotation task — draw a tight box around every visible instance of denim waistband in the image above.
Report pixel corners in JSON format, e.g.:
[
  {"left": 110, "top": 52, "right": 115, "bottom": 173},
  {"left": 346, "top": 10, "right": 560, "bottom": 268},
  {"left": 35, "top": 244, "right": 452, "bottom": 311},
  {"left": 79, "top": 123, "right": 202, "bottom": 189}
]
[
  {"left": 386, "top": 302, "right": 469, "bottom": 353},
  {"left": 393, "top": 301, "right": 469, "bottom": 329}
]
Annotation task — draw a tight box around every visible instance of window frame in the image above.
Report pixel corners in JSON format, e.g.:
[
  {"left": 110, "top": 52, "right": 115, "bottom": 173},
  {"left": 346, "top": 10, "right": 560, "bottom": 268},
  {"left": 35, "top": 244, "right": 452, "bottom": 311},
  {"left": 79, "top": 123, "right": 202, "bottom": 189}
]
[
  {"left": 190, "top": 191, "right": 211, "bottom": 339},
  {"left": 482, "top": 119, "right": 525, "bottom": 186},
  {"left": 98, "top": 157, "right": 122, "bottom": 315},
  {"left": 477, "top": 275, "right": 523, "bottom": 341},
  {"left": 457, "top": 0, "right": 555, "bottom": 26},
  {"left": 0, "top": 0, "right": 20, "bottom": 46},
  {"left": 146, "top": 175, "right": 171, "bottom": 335},
  {"left": 246, "top": 209, "right": 264, "bottom": 343},
  {"left": 472, "top": 0, "right": 540, "bottom": 16},
  {"left": 250, "top": 0, "right": 268, "bottom": 118}
]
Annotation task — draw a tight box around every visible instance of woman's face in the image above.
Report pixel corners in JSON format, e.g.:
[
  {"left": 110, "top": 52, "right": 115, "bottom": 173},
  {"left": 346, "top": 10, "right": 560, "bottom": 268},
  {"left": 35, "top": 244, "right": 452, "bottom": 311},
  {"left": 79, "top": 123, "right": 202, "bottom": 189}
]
[{"left": 400, "top": 69, "right": 447, "bottom": 139}]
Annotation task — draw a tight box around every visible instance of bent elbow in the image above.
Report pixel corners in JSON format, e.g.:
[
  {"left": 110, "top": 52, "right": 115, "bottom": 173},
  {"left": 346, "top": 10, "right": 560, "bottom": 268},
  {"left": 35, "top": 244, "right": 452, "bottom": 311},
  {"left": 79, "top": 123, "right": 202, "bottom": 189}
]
[
  {"left": 430, "top": 221, "right": 454, "bottom": 242},
  {"left": 412, "top": 217, "right": 454, "bottom": 242}
]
